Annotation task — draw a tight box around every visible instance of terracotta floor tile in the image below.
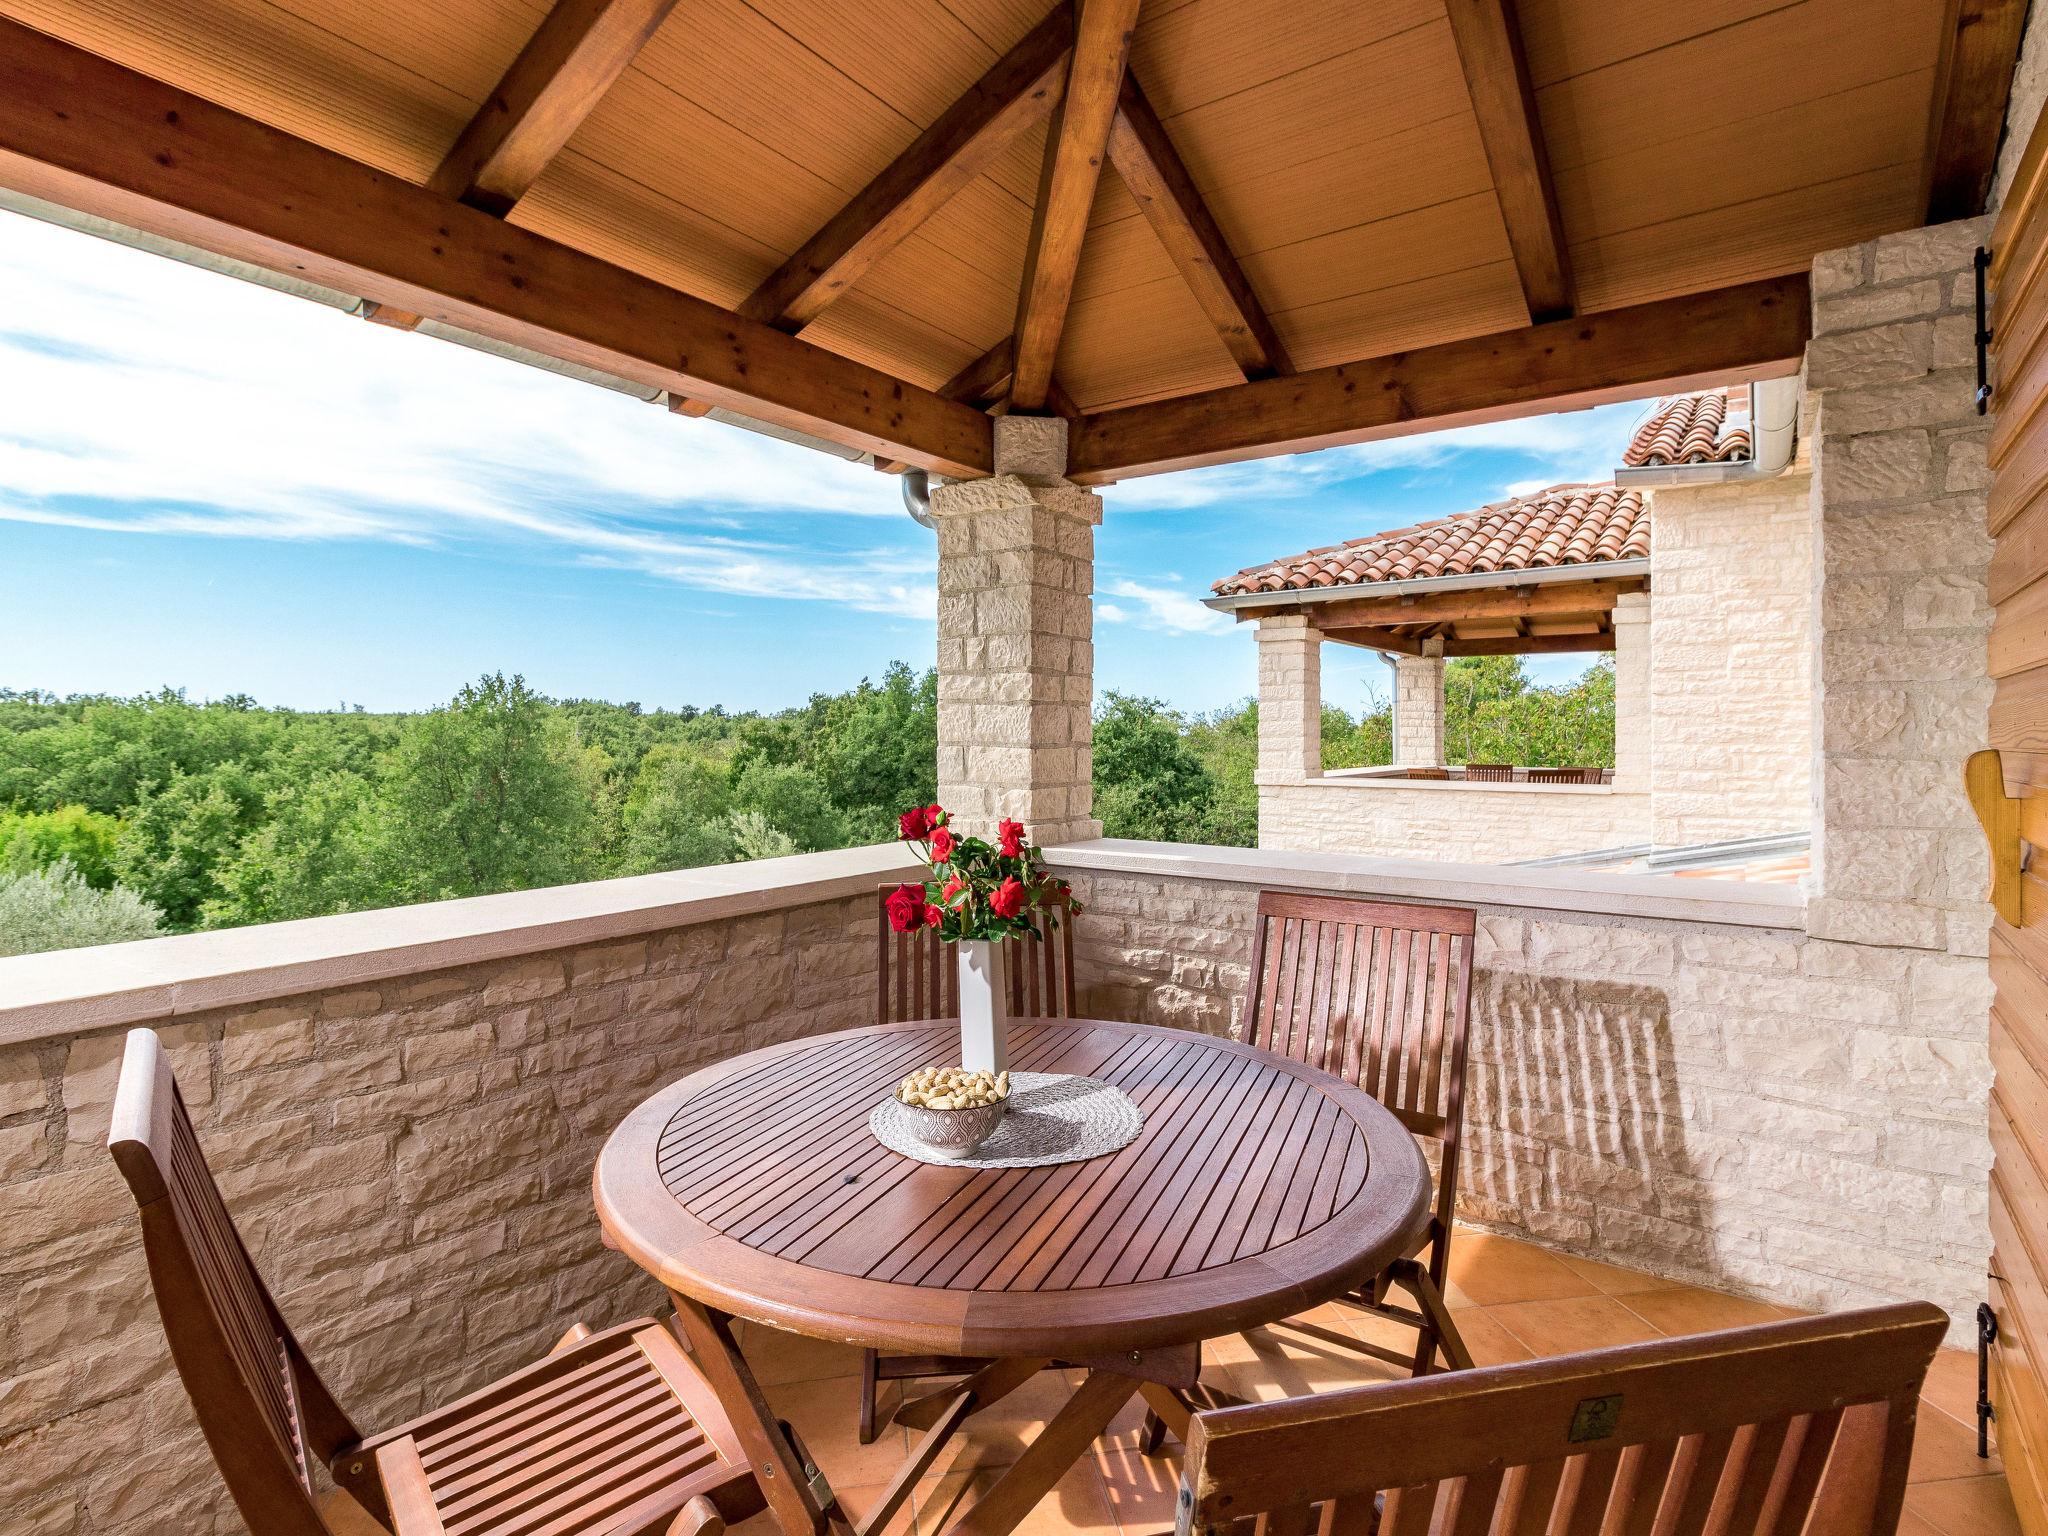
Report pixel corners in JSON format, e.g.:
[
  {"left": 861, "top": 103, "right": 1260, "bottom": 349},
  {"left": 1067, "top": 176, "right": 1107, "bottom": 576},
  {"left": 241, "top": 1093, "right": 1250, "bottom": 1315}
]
[
  {"left": 1092, "top": 1435, "right": 1184, "bottom": 1535},
  {"left": 1553, "top": 1251, "right": 1682, "bottom": 1297},
  {"left": 1446, "top": 1306, "right": 1536, "bottom": 1367},
  {"left": 740, "top": 1320, "right": 870, "bottom": 1387},
  {"left": 1900, "top": 1509, "right": 1951, "bottom": 1536},
  {"left": 1215, "top": 1317, "right": 1407, "bottom": 1404},
  {"left": 1908, "top": 1475, "right": 2023, "bottom": 1536},
  {"left": 913, "top": 1460, "right": 1119, "bottom": 1536},
  {"left": 1923, "top": 1348, "right": 1986, "bottom": 1435},
  {"left": 1617, "top": 1286, "right": 1795, "bottom": 1337},
  {"left": 1912, "top": 1399, "right": 2004, "bottom": 1486},
  {"left": 923, "top": 1367, "right": 1091, "bottom": 1476},
  {"left": 766, "top": 1371, "right": 913, "bottom": 1487},
  {"left": 1486, "top": 1295, "right": 1664, "bottom": 1357},
  {"left": 1446, "top": 1234, "right": 1597, "bottom": 1306}
]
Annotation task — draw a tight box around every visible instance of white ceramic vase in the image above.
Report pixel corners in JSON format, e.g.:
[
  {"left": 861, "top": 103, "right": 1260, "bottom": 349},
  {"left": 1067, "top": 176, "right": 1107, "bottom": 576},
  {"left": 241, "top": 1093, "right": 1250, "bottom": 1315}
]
[{"left": 956, "top": 938, "right": 1010, "bottom": 1073}]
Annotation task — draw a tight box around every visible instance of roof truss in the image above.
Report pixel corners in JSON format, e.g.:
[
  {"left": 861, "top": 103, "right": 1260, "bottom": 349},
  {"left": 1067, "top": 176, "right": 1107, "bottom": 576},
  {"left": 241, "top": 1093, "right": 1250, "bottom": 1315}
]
[
  {"left": 1010, "top": 0, "right": 1144, "bottom": 410},
  {"left": 0, "top": 17, "right": 991, "bottom": 474},
  {"left": 1444, "top": 0, "right": 1573, "bottom": 323},
  {"left": 1238, "top": 577, "right": 1643, "bottom": 631}
]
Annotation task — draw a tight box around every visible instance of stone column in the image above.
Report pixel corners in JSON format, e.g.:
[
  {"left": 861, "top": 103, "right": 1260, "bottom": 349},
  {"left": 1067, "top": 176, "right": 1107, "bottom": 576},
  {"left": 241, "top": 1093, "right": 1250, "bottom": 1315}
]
[
  {"left": 1392, "top": 645, "right": 1446, "bottom": 767},
  {"left": 1806, "top": 216, "right": 1994, "bottom": 954},
  {"left": 1254, "top": 614, "right": 1322, "bottom": 784},
  {"left": 930, "top": 416, "right": 1102, "bottom": 844},
  {"left": 1611, "top": 590, "right": 1651, "bottom": 791}
]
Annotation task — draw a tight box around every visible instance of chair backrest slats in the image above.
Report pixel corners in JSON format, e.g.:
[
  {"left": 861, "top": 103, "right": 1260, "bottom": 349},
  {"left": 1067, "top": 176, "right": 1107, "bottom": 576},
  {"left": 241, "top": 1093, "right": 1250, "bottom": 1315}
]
[
  {"left": 876, "top": 885, "right": 1076, "bottom": 1026},
  {"left": 1178, "top": 1308, "right": 1946, "bottom": 1536},
  {"left": 110, "top": 1028, "right": 355, "bottom": 1536},
  {"left": 1246, "top": 893, "right": 1474, "bottom": 1149}
]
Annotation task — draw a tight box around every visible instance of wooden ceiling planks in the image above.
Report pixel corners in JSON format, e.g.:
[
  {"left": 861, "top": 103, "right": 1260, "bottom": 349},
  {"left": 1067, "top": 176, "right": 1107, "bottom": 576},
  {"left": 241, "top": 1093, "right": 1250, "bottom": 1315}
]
[
  {"left": 1923, "top": 0, "right": 2031, "bottom": 219},
  {"left": 0, "top": 0, "right": 1992, "bottom": 475}
]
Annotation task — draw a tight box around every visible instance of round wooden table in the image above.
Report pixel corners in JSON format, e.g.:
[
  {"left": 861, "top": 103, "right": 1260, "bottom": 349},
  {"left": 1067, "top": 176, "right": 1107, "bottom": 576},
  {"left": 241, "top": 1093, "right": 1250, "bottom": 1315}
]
[{"left": 595, "top": 1018, "right": 1431, "bottom": 1536}]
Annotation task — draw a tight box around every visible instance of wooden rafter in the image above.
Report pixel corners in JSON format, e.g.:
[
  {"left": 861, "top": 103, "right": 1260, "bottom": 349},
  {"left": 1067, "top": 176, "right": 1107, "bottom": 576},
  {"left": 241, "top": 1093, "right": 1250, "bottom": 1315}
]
[
  {"left": 1237, "top": 577, "right": 1643, "bottom": 631},
  {"left": 1106, "top": 73, "right": 1290, "bottom": 379},
  {"left": 739, "top": 7, "right": 1074, "bottom": 333},
  {"left": 1923, "top": 0, "right": 2030, "bottom": 221},
  {"left": 1444, "top": 0, "right": 1572, "bottom": 323},
  {"left": 1009, "top": 0, "right": 1144, "bottom": 410},
  {"left": 0, "top": 18, "right": 991, "bottom": 475},
  {"left": 1322, "top": 627, "right": 1615, "bottom": 657},
  {"left": 1066, "top": 274, "right": 1810, "bottom": 481},
  {"left": 431, "top": 0, "right": 680, "bottom": 216},
  {"left": 942, "top": 337, "right": 1020, "bottom": 405}
]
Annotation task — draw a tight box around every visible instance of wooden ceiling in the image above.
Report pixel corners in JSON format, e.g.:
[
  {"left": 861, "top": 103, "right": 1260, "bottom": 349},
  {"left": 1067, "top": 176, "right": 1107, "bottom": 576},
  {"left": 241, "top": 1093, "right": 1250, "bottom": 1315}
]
[
  {"left": 0, "top": 0, "right": 2019, "bottom": 480},
  {"left": 1286, "top": 575, "right": 1644, "bottom": 657}
]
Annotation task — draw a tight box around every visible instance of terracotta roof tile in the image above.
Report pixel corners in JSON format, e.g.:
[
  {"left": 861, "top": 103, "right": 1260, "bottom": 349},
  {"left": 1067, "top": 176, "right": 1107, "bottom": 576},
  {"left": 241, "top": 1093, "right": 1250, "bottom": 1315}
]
[
  {"left": 1212, "top": 482, "right": 1650, "bottom": 596},
  {"left": 1622, "top": 388, "right": 1752, "bottom": 466}
]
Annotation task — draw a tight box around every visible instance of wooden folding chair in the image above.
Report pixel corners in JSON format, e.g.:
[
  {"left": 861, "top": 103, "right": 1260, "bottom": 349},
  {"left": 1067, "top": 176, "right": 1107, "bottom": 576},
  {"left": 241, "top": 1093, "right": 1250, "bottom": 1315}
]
[
  {"left": 874, "top": 883, "right": 1076, "bottom": 1025},
  {"left": 1404, "top": 766, "right": 1451, "bottom": 780},
  {"left": 1177, "top": 1304, "right": 1948, "bottom": 1536},
  {"left": 108, "top": 1027, "right": 781, "bottom": 1536},
  {"left": 860, "top": 884, "right": 1078, "bottom": 1442},
  {"left": 1529, "top": 765, "right": 1604, "bottom": 784},
  {"left": 1462, "top": 762, "right": 1514, "bottom": 782},
  {"left": 1243, "top": 892, "right": 1477, "bottom": 1376}
]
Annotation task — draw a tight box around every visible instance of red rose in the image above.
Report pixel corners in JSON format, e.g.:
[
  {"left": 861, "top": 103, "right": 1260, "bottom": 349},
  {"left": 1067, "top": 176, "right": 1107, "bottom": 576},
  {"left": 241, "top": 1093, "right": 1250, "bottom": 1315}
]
[
  {"left": 925, "top": 903, "right": 942, "bottom": 927},
  {"left": 942, "top": 874, "right": 966, "bottom": 903},
  {"left": 929, "top": 825, "right": 956, "bottom": 862},
  {"left": 990, "top": 875, "right": 1028, "bottom": 919},
  {"left": 997, "top": 818, "right": 1026, "bottom": 858},
  {"left": 898, "top": 806, "right": 934, "bottom": 841},
  {"left": 884, "top": 882, "right": 929, "bottom": 933}
]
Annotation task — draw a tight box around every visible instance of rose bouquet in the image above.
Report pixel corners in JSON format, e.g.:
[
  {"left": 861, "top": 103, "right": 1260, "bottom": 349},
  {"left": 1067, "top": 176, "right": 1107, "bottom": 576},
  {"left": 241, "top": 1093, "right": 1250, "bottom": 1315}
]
[
  {"left": 886, "top": 804, "right": 1077, "bottom": 941},
  {"left": 887, "top": 804, "right": 1077, "bottom": 1072}
]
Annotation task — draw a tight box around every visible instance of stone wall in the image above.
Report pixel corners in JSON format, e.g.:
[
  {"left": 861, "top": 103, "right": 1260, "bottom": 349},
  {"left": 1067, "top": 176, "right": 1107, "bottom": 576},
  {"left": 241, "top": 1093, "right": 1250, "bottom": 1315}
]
[
  {"left": 1807, "top": 217, "right": 1997, "bottom": 957},
  {"left": 1259, "top": 778, "right": 1651, "bottom": 862},
  {"left": 1051, "top": 852, "right": 1990, "bottom": 1344},
  {"left": 1647, "top": 447, "right": 1815, "bottom": 846},
  {"left": 0, "top": 891, "right": 876, "bottom": 1536}
]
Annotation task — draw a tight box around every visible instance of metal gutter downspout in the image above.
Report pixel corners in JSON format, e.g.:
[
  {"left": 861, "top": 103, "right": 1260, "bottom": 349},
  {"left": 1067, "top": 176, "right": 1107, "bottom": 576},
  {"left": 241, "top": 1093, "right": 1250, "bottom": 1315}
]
[
  {"left": 901, "top": 468, "right": 936, "bottom": 530},
  {"left": 1612, "top": 375, "right": 1800, "bottom": 488}
]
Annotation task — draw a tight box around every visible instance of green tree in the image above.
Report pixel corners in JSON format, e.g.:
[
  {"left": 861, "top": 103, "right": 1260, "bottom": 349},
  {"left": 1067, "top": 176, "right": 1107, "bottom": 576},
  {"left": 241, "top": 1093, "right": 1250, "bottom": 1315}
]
[
  {"left": 378, "top": 674, "right": 603, "bottom": 900},
  {"left": 1093, "top": 693, "right": 1218, "bottom": 842},
  {"left": 0, "top": 805, "right": 124, "bottom": 888},
  {"left": 113, "top": 764, "right": 270, "bottom": 928},
  {"left": 0, "top": 858, "right": 164, "bottom": 956},
  {"left": 620, "top": 746, "right": 735, "bottom": 872},
  {"left": 731, "top": 759, "right": 851, "bottom": 853},
  {"left": 204, "top": 771, "right": 384, "bottom": 925}
]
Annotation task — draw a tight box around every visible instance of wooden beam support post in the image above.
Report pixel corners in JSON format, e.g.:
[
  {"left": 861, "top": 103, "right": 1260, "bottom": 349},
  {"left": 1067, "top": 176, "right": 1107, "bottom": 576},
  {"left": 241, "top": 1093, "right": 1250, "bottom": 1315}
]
[
  {"left": 1923, "top": 0, "right": 2030, "bottom": 221},
  {"left": 1106, "top": 72, "right": 1291, "bottom": 378},
  {"left": 1066, "top": 274, "right": 1809, "bottom": 482},
  {"left": 0, "top": 17, "right": 993, "bottom": 477},
  {"left": 431, "top": 0, "right": 681, "bottom": 215},
  {"left": 1444, "top": 0, "right": 1572, "bottom": 323},
  {"left": 1008, "top": 0, "right": 1144, "bottom": 410}
]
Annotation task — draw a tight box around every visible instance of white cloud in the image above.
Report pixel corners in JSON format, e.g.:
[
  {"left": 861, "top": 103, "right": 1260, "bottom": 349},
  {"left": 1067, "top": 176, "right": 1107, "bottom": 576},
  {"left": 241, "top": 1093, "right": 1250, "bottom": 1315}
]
[
  {"left": 0, "top": 207, "right": 936, "bottom": 613},
  {"left": 1096, "top": 578, "right": 1232, "bottom": 635}
]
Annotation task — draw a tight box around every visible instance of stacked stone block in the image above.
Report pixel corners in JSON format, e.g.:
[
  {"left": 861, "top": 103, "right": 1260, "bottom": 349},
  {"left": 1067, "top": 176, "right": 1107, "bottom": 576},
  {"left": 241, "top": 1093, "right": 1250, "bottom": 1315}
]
[
  {"left": 931, "top": 417, "right": 1102, "bottom": 844},
  {"left": 1253, "top": 614, "right": 1322, "bottom": 784},
  {"left": 1392, "top": 651, "right": 1445, "bottom": 767},
  {"left": 0, "top": 893, "right": 875, "bottom": 1536}
]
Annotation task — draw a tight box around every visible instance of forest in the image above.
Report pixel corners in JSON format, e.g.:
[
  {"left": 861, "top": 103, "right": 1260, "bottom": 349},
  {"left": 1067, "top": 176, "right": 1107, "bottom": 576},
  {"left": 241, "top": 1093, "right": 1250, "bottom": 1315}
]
[{"left": 0, "top": 654, "right": 1612, "bottom": 954}]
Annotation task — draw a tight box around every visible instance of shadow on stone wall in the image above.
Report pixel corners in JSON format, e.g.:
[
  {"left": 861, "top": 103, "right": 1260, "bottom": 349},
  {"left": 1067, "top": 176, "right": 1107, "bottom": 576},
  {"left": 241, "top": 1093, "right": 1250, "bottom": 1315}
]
[{"left": 1461, "top": 970, "right": 1720, "bottom": 1278}]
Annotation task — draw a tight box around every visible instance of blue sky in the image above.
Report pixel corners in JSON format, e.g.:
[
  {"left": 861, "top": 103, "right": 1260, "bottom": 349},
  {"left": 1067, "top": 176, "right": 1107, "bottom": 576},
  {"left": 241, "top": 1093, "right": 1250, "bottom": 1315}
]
[{"left": 0, "top": 206, "right": 1650, "bottom": 718}]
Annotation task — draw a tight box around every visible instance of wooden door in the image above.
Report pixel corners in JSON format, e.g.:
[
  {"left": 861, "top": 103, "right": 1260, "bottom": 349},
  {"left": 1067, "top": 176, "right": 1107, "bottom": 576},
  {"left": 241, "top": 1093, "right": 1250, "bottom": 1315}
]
[{"left": 1985, "top": 100, "right": 2048, "bottom": 1536}]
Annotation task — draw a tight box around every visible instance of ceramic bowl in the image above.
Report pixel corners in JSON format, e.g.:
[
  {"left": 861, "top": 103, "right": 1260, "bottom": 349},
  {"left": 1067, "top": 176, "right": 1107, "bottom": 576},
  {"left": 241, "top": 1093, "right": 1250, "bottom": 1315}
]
[{"left": 893, "top": 1095, "right": 1007, "bottom": 1158}]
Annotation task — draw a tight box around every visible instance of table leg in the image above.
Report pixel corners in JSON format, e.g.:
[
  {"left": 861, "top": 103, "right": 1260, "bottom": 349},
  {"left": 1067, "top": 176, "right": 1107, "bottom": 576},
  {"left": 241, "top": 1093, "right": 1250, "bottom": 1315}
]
[
  {"left": 929, "top": 1368, "right": 1139, "bottom": 1536},
  {"left": 668, "top": 1291, "right": 837, "bottom": 1536},
  {"left": 896, "top": 1355, "right": 1052, "bottom": 1432}
]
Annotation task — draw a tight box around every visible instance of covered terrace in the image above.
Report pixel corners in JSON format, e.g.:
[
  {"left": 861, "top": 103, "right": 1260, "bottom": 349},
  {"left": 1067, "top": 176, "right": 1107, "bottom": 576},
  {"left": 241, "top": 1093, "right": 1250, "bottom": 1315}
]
[{"left": 0, "top": 0, "right": 2037, "bottom": 1534}]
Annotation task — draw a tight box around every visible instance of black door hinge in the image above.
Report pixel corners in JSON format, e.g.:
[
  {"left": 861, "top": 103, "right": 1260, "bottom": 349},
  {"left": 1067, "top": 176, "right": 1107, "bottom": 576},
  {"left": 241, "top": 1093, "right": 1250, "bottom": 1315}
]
[
  {"left": 1980, "top": 1300, "right": 1999, "bottom": 1458},
  {"left": 1977, "top": 246, "right": 1994, "bottom": 416}
]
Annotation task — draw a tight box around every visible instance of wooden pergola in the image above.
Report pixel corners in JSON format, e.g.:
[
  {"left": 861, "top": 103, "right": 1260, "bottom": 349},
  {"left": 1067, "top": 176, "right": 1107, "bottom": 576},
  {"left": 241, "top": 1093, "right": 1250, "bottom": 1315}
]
[
  {"left": 0, "top": 0, "right": 2017, "bottom": 484},
  {"left": 1250, "top": 573, "right": 1643, "bottom": 659}
]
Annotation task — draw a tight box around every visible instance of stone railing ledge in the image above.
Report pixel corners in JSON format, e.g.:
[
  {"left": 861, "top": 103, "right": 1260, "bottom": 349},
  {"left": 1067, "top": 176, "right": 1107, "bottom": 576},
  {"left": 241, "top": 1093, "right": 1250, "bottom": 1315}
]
[
  {"left": 0, "top": 843, "right": 922, "bottom": 1046},
  {"left": 1044, "top": 838, "right": 1805, "bottom": 931}
]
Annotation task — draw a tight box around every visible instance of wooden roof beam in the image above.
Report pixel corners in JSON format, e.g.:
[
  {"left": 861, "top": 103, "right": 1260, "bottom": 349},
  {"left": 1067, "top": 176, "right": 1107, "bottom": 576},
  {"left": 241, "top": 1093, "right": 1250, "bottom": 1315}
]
[
  {"left": 1067, "top": 274, "right": 1810, "bottom": 482},
  {"left": 739, "top": 7, "right": 1073, "bottom": 333},
  {"left": 1923, "top": 0, "right": 2030, "bottom": 221},
  {"left": 1009, "top": 0, "right": 1144, "bottom": 411},
  {"left": 1107, "top": 72, "right": 1291, "bottom": 379},
  {"left": 1444, "top": 0, "right": 1572, "bottom": 323},
  {"left": 0, "top": 18, "right": 992, "bottom": 477},
  {"left": 1321, "top": 627, "right": 1614, "bottom": 657},
  {"left": 1255, "top": 577, "right": 1642, "bottom": 631},
  {"left": 431, "top": 0, "right": 680, "bottom": 216}
]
